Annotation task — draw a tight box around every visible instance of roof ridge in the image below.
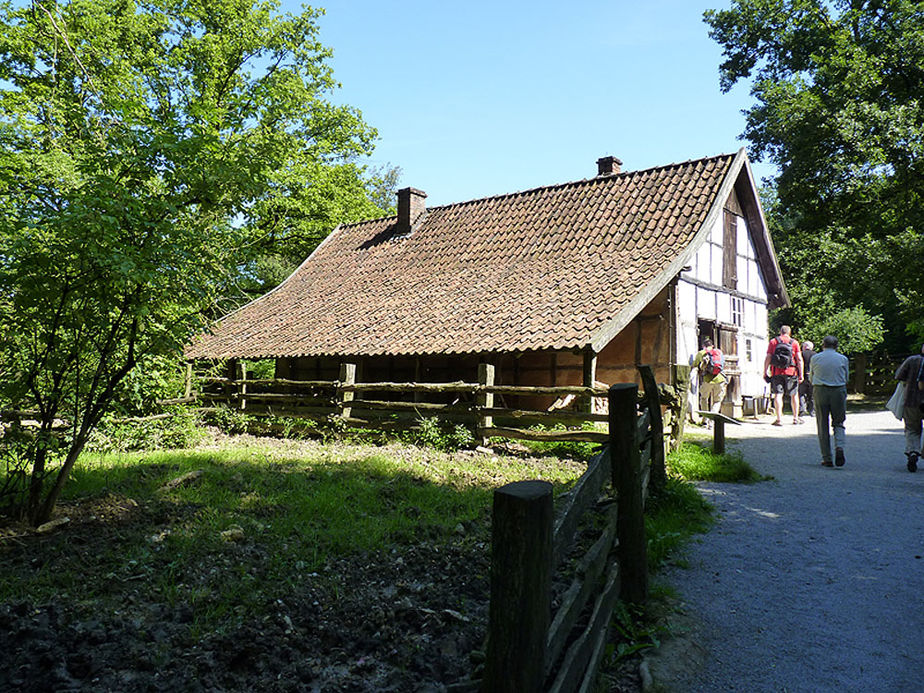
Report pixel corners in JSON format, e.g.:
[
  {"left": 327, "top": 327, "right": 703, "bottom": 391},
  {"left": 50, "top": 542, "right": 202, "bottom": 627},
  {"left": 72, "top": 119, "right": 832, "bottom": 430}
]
[{"left": 339, "top": 152, "right": 736, "bottom": 229}]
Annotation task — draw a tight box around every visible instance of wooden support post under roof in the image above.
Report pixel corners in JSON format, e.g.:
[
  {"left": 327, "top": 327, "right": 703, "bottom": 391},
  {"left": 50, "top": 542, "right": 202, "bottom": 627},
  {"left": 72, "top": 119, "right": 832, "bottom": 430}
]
[
  {"left": 339, "top": 362, "right": 356, "bottom": 420},
  {"left": 582, "top": 348, "right": 597, "bottom": 414},
  {"left": 239, "top": 360, "right": 247, "bottom": 411},
  {"left": 478, "top": 363, "right": 495, "bottom": 446}
]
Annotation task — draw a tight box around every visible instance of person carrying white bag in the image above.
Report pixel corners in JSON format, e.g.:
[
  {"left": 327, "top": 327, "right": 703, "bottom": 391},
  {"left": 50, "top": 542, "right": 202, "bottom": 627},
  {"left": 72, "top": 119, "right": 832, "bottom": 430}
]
[{"left": 893, "top": 344, "right": 924, "bottom": 472}]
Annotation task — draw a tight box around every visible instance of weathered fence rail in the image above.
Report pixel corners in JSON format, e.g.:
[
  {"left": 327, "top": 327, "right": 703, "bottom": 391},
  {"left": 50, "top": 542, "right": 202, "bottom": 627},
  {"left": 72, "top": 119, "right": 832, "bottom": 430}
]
[
  {"left": 194, "top": 368, "right": 616, "bottom": 444},
  {"left": 478, "top": 367, "right": 664, "bottom": 692}
]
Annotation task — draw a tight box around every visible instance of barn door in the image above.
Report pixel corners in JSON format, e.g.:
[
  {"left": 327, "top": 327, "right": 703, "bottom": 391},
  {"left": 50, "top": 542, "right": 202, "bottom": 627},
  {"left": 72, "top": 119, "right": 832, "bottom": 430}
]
[{"left": 718, "top": 324, "right": 739, "bottom": 408}]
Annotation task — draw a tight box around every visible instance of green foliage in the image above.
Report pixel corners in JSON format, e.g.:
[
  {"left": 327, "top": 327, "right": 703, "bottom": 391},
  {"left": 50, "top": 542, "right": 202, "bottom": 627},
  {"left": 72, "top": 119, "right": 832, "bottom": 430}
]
[
  {"left": 243, "top": 359, "right": 277, "bottom": 381},
  {"left": 0, "top": 0, "right": 383, "bottom": 523},
  {"left": 504, "top": 423, "right": 602, "bottom": 461},
  {"left": 707, "top": 1, "right": 924, "bottom": 351},
  {"left": 203, "top": 407, "right": 256, "bottom": 436},
  {"left": 405, "top": 417, "right": 476, "bottom": 453},
  {"left": 88, "top": 408, "right": 204, "bottom": 453},
  {"left": 813, "top": 306, "right": 884, "bottom": 355},
  {"left": 608, "top": 601, "right": 668, "bottom": 662},
  {"left": 111, "top": 355, "right": 189, "bottom": 416},
  {"left": 667, "top": 441, "right": 769, "bottom": 484}
]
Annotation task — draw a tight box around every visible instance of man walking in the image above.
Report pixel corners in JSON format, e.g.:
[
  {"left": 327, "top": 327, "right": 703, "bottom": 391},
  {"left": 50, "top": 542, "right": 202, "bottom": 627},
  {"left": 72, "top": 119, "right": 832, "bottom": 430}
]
[
  {"left": 799, "top": 340, "right": 816, "bottom": 417},
  {"left": 810, "top": 335, "right": 849, "bottom": 467},
  {"left": 764, "top": 325, "right": 804, "bottom": 426},
  {"left": 894, "top": 344, "right": 924, "bottom": 472},
  {"left": 693, "top": 338, "right": 727, "bottom": 426}
]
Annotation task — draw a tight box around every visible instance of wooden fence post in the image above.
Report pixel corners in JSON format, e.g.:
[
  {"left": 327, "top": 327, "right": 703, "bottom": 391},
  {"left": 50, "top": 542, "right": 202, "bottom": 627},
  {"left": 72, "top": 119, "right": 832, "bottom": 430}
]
[
  {"left": 183, "top": 361, "right": 193, "bottom": 399},
  {"left": 483, "top": 480, "right": 553, "bottom": 693},
  {"left": 239, "top": 360, "right": 247, "bottom": 411},
  {"left": 338, "top": 362, "right": 356, "bottom": 420},
  {"left": 608, "top": 383, "right": 649, "bottom": 604},
  {"left": 637, "top": 365, "right": 666, "bottom": 495},
  {"left": 478, "top": 363, "right": 495, "bottom": 445}
]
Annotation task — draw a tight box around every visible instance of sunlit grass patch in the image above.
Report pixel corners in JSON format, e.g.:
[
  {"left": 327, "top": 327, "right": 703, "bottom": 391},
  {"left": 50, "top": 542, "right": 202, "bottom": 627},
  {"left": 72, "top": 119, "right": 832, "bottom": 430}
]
[{"left": 667, "top": 441, "right": 771, "bottom": 484}]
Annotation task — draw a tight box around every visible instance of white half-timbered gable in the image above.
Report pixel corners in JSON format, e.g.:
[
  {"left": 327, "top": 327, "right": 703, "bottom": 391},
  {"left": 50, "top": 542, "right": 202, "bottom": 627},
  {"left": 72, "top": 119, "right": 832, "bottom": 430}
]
[{"left": 674, "top": 155, "right": 785, "bottom": 414}]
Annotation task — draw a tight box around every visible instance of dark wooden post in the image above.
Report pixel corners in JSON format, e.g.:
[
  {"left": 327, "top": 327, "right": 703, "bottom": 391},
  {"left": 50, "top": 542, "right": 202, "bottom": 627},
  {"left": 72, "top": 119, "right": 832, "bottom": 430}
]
[
  {"left": 609, "top": 383, "right": 649, "bottom": 604},
  {"left": 713, "top": 416, "right": 726, "bottom": 454},
  {"left": 226, "top": 358, "right": 238, "bottom": 407},
  {"left": 483, "top": 480, "right": 553, "bottom": 693},
  {"left": 338, "top": 362, "right": 356, "bottom": 420},
  {"left": 637, "top": 365, "right": 666, "bottom": 495},
  {"left": 478, "top": 362, "right": 495, "bottom": 445}
]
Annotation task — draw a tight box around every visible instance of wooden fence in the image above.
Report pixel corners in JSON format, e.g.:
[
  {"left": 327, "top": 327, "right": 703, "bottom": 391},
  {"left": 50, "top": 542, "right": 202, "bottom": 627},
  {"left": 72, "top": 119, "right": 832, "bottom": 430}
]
[
  {"left": 195, "top": 362, "right": 618, "bottom": 444},
  {"left": 477, "top": 369, "right": 664, "bottom": 692},
  {"left": 850, "top": 353, "right": 904, "bottom": 396}
]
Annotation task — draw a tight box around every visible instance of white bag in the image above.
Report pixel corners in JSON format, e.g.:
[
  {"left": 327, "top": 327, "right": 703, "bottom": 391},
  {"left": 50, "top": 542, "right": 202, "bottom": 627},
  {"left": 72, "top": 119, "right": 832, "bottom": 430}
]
[{"left": 886, "top": 381, "right": 905, "bottom": 420}]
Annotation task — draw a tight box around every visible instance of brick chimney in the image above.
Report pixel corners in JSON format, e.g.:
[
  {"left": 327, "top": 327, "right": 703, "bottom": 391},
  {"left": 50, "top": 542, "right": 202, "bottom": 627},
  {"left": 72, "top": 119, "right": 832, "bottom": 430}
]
[
  {"left": 396, "top": 187, "right": 427, "bottom": 235},
  {"left": 596, "top": 156, "right": 622, "bottom": 176}
]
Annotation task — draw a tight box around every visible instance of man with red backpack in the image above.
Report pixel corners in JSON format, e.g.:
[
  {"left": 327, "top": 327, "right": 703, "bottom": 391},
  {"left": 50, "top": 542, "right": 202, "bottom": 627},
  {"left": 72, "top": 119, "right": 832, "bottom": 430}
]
[
  {"left": 763, "top": 325, "right": 805, "bottom": 426},
  {"left": 693, "top": 338, "right": 727, "bottom": 425}
]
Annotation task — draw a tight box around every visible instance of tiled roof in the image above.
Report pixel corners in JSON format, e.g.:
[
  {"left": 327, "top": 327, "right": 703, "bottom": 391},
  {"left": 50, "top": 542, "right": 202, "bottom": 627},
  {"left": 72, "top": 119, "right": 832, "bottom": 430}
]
[{"left": 187, "top": 152, "right": 743, "bottom": 359}]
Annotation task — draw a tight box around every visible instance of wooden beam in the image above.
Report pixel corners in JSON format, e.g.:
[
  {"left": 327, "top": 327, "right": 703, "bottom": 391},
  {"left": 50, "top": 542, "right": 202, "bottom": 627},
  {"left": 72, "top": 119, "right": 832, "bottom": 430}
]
[
  {"left": 338, "top": 362, "right": 356, "bottom": 420},
  {"left": 582, "top": 348, "right": 597, "bottom": 414}
]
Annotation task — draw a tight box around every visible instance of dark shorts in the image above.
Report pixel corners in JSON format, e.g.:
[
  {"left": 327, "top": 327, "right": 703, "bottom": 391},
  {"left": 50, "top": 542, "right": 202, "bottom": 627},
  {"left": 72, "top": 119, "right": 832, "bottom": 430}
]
[{"left": 770, "top": 374, "right": 798, "bottom": 396}]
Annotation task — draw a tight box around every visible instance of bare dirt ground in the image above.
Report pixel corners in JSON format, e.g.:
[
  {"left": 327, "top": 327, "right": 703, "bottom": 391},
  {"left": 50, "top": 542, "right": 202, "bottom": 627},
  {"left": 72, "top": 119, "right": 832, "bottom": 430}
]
[{"left": 647, "top": 409, "right": 924, "bottom": 692}]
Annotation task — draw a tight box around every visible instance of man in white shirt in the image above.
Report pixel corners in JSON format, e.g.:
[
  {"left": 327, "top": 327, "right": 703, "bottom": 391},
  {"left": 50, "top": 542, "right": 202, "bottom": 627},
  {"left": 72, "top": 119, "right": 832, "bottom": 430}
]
[{"left": 809, "top": 335, "right": 850, "bottom": 467}]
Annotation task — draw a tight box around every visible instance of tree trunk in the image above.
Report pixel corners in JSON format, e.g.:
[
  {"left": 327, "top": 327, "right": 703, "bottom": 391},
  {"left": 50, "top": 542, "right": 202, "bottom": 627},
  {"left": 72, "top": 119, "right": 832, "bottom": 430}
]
[
  {"left": 34, "top": 435, "right": 88, "bottom": 526},
  {"left": 26, "top": 438, "right": 50, "bottom": 524}
]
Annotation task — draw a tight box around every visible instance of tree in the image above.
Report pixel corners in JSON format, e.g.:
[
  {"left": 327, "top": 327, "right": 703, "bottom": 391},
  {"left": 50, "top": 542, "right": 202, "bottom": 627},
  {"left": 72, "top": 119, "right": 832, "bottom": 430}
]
[
  {"left": 0, "top": 0, "right": 379, "bottom": 524},
  {"left": 706, "top": 0, "right": 924, "bottom": 351},
  {"left": 241, "top": 160, "right": 400, "bottom": 298}
]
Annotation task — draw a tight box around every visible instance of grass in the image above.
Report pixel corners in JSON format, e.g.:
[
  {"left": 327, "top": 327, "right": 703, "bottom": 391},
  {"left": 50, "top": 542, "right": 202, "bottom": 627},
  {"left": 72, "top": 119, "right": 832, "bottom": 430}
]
[
  {"left": 1, "top": 438, "right": 586, "bottom": 628},
  {"left": 665, "top": 440, "right": 771, "bottom": 484}
]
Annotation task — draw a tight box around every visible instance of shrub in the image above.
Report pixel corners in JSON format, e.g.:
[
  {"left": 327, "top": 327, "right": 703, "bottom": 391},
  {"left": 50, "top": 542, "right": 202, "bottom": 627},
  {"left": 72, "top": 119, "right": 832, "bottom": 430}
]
[
  {"left": 88, "top": 408, "right": 204, "bottom": 453},
  {"left": 406, "top": 417, "right": 475, "bottom": 452}
]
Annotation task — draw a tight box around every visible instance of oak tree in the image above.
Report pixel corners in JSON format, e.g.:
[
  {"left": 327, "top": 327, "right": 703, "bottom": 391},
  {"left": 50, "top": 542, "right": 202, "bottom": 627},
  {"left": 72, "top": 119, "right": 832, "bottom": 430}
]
[{"left": 707, "top": 0, "right": 924, "bottom": 350}]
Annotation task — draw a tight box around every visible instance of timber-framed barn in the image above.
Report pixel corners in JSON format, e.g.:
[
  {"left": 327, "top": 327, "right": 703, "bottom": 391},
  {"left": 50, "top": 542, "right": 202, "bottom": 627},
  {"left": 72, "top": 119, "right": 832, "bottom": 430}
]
[{"left": 186, "top": 149, "right": 788, "bottom": 416}]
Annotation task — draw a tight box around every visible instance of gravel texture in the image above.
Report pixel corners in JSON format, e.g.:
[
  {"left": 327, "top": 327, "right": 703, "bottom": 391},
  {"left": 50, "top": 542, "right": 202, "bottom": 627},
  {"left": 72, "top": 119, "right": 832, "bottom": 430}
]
[{"left": 647, "top": 409, "right": 924, "bottom": 692}]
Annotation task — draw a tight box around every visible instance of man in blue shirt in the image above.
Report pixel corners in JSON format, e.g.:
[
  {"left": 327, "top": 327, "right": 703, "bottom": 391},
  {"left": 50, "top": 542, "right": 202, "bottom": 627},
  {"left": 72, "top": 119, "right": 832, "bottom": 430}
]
[{"left": 809, "top": 335, "right": 850, "bottom": 467}]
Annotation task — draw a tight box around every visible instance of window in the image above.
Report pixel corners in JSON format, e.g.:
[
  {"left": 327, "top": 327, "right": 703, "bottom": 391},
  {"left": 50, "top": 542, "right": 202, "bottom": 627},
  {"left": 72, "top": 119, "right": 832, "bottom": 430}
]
[
  {"left": 746, "top": 338, "right": 753, "bottom": 362},
  {"left": 731, "top": 297, "right": 743, "bottom": 326}
]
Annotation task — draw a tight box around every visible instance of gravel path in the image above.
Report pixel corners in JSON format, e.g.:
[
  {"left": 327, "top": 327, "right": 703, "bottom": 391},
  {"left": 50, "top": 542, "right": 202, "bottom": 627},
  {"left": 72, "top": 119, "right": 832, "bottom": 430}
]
[{"left": 647, "top": 409, "right": 924, "bottom": 692}]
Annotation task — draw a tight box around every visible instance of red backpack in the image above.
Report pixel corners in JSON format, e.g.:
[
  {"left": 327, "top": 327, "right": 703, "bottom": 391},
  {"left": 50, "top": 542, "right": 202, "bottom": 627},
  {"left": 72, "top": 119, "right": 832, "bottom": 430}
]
[{"left": 701, "top": 347, "right": 724, "bottom": 376}]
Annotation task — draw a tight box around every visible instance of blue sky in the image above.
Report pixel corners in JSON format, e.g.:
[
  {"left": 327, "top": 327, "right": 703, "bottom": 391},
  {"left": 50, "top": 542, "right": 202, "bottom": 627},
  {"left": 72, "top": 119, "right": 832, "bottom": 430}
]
[{"left": 290, "top": 0, "right": 773, "bottom": 207}]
